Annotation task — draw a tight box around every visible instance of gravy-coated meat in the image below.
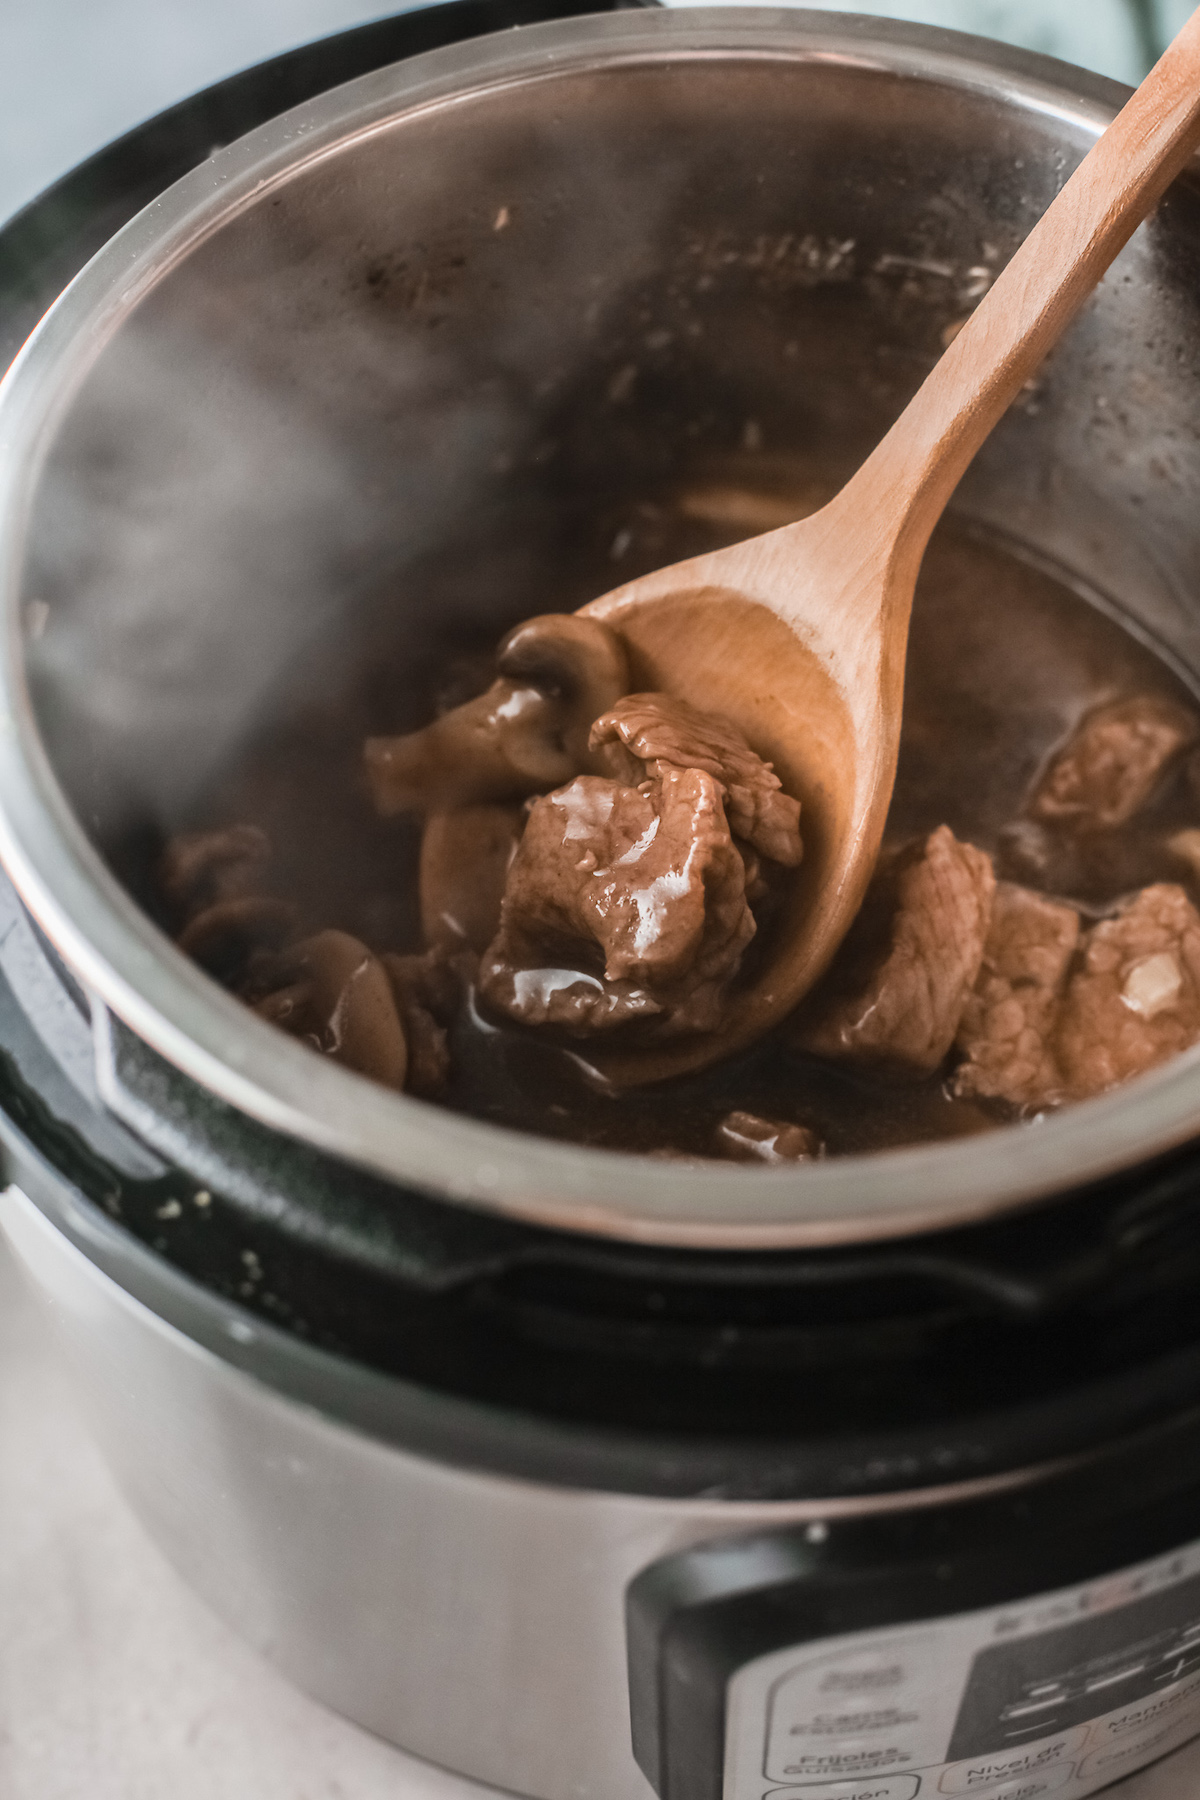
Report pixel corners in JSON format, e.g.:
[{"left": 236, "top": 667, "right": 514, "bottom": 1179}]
[
  {"left": 954, "top": 881, "right": 1200, "bottom": 1109},
  {"left": 800, "top": 826, "right": 995, "bottom": 1074},
  {"left": 478, "top": 768, "right": 755, "bottom": 1035},
  {"left": 954, "top": 883, "right": 1080, "bottom": 1108},
  {"left": 1029, "top": 696, "right": 1198, "bottom": 831},
  {"left": 1056, "top": 883, "right": 1200, "bottom": 1099},
  {"left": 589, "top": 693, "right": 803, "bottom": 866}
]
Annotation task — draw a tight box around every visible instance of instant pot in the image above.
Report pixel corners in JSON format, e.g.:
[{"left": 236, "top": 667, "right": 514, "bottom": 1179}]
[{"left": 5, "top": 9, "right": 1200, "bottom": 1800}]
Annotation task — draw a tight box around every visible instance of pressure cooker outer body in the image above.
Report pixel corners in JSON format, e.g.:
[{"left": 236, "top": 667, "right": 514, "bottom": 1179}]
[
  {"left": 12, "top": 1175, "right": 1200, "bottom": 1800},
  {"left": 5, "top": 8, "right": 1200, "bottom": 1800}
]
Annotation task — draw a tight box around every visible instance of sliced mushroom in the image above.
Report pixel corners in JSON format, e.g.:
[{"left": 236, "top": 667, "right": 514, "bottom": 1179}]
[
  {"left": 254, "top": 929, "right": 409, "bottom": 1091},
  {"left": 364, "top": 615, "right": 630, "bottom": 816},
  {"left": 496, "top": 614, "right": 631, "bottom": 768},
  {"left": 158, "top": 824, "right": 271, "bottom": 912},
  {"left": 160, "top": 824, "right": 293, "bottom": 984},
  {"left": 419, "top": 804, "right": 525, "bottom": 954},
  {"left": 177, "top": 894, "right": 297, "bottom": 972}
]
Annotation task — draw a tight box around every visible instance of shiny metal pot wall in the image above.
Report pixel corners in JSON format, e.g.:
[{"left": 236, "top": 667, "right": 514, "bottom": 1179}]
[{"left": 2, "top": 11, "right": 1200, "bottom": 1245}]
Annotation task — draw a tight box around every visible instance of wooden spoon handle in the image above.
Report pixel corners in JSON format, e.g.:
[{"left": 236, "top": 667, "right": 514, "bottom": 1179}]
[{"left": 837, "top": 5, "right": 1200, "bottom": 593}]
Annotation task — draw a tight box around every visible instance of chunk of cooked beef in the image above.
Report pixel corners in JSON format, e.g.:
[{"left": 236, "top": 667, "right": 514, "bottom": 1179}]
[
  {"left": 589, "top": 693, "right": 803, "bottom": 866},
  {"left": 714, "top": 1110, "right": 822, "bottom": 1164},
  {"left": 798, "top": 826, "right": 995, "bottom": 1074},
  {"left": 1029, "top": 695, "right": 1198, "bottom": 831},
  {"left": 478, "top": 768, "right": 755, "bottom": 1035},
  {"left": 1054, "top": 883, "right": 1200, "bottom": 1099},
  {"left": 954, "top": 882, "right": 1080, "bottom": 1108}
]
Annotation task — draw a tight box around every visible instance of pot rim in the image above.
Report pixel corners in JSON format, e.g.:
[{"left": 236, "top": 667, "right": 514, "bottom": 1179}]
[{"left": 1, "top": 5, "right": 1197, "bottom": 1250}]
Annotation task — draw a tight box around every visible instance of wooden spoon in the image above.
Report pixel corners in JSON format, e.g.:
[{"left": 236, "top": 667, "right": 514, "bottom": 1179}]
[{"left": 578, "top": 8, "right": 1200, "bottom": 1085}]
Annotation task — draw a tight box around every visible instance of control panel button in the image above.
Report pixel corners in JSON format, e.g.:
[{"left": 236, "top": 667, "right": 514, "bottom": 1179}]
[
  {"left": 949, "top": 1764, "right": 1075, "bottom": 1800},
  {"left": 938, "top": 1733, "right": 1085, "bottom": 1793},
  {"left": 765, "top": 1634, "right": 939, "bottom": 1786},
  {"left": 1079, "top": 1713, "right": 1200, "bottom": 1781}
]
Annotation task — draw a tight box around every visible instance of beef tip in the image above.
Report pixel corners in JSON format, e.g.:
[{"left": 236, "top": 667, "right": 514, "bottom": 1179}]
[
  {"left": 1055, "top": 883, "right": 1200, "bottom": 1100},
  {"left": 419, "top": 804, "right": 525, "bottom": 954},
  {"left": 589, "top": 693, "right": 803, "bottom": 867},
  {"left": 714, "top": 1110, "right": 822, "bottom": 1164},
  {"left": 478, "top": 769, "right": 755, "bottom": 1036},
  {"left": 954, "top": 883, "right": 1080, "bottom": 1108},
  {"left": 1029, "top": 695, "right": 1199, "bottom": 831},
  {"left": 798, "top": 826, "right": 995, "bottom": 1074},
  {"left": 253, "top": 929, "right": 409, "bottom": 1091}
]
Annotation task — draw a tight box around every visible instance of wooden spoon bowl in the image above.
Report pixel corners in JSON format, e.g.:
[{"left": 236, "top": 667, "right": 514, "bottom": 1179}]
[{"left": 579, "top": 583, "right": 858, "bottom": 1081}]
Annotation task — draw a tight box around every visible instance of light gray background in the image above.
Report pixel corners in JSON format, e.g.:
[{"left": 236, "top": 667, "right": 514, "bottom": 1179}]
[
  {"left": 0, "top": 1227, "right": 510, "bottom": 1799},
  {"left": 0, "top": 0, "right": 1193, "bottom": 226},
  {"left": 3, "top": 0, "right": 1200, "bottom": 1794},
  {"left": 0, "top": 0, "right": 407, "bottom": 226}
]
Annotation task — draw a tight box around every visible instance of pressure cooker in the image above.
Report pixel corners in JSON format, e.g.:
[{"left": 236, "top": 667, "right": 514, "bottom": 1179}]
[{"left": 5, "top": 8, "right": 1200, "bottom": 1800}]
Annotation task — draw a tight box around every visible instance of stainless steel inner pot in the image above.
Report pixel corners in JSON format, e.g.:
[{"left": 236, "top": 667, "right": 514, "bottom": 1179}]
[{"left": 2, "top": 7, "right": 1200, "bottom": 1247}]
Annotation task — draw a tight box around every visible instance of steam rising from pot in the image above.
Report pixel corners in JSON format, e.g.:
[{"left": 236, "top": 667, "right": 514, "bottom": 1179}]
[
  {"left": 16, "top": 90, "right": 696, "bottom": 866},
  {"left": 23, "top": 302, "right": 516, "bottom": 838}
]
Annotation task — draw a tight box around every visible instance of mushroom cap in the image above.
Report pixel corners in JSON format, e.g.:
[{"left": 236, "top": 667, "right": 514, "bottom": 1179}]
[{"left": 364, "top": 614, "right": 634, "bottom": 815}]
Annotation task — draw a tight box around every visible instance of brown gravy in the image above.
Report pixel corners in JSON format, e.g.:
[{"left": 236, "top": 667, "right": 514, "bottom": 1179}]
[{"left": 187, "top": 520, "right": 1200, "bottom": 1160}]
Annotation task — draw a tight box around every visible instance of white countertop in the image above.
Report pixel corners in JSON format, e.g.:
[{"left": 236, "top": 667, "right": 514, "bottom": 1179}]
[
  {"left": 0, "top": 0, "right": 1189, "bottom": 229},
  {"left": 0, "top": 1229, "right": 504, "bottom": 1799},
  {"left": 2, "top": 1227, "right": 1199, "bottom": 1799}
]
